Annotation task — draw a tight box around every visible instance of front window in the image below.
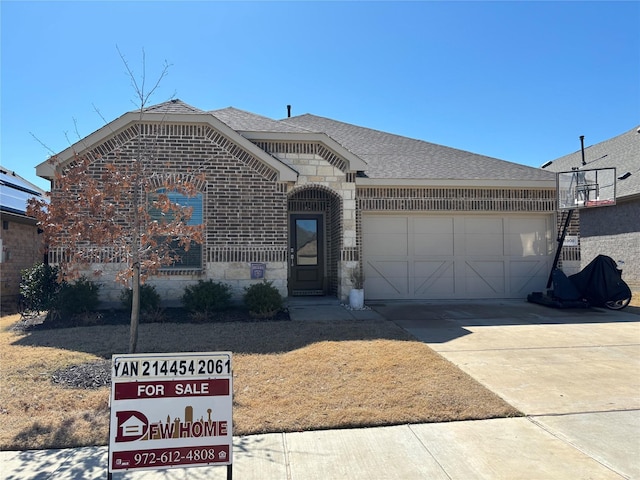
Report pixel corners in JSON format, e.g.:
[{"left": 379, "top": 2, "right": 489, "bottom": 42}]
[{"left": 149, "top": 190, "right": 203, "bottom": 269}]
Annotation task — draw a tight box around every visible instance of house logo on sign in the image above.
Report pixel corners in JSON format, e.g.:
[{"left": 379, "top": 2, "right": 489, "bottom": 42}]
[{"left": 115, "top": 411, "right": 149, "bottom": 442}]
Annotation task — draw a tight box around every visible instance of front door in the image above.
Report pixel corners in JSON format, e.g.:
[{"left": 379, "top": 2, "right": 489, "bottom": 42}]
[{"left": 289, "top": 214, "right": 325, "bottom": 295}]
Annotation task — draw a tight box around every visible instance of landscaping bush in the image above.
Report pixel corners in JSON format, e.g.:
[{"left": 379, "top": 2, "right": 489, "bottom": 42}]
[
  {"left": 120, "top": 284, "right": 162, "bottom": 313},
  {"left": 54, "top": 277, "right": 101, "bottom": 315},
  {"left": 19, "top": 263, "right": 62, "bottom": 314},
  {"left": 243, "top": 280, "right": 283, "bottom": 319},
  {"left": 182, "top": 280, "right": 232, "bottom": 322}
]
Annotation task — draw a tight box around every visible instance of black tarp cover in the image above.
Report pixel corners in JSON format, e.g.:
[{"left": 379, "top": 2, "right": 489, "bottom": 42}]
[
  {"left": 568, "top": 255, "right": 632, "bottom": 307},
  {"left": 551, "top": 268, "right": 582, "bottom": 301}
]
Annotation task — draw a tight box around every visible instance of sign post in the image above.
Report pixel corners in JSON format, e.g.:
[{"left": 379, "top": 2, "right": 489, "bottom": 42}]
[{"left": 108, "top": 352, "right": 233, "bottom": 478}]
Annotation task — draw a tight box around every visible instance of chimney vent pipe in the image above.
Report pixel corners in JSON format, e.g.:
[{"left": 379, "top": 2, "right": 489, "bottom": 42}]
[{"left": 287, "top": 105, "right": 291, "bottom": 118}]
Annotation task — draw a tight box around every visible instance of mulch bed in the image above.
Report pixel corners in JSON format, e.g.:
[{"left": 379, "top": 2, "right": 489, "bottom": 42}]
[
  {"left": 11, "top": 307, "right": 289, "bottom": 332},
  {"left": 52, "top": 360, "right": 112, "bottom": 389}
]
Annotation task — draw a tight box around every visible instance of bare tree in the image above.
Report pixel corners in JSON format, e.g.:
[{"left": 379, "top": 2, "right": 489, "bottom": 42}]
[{"left": 28, "top": 50, "right": 204, "bottom": 353}]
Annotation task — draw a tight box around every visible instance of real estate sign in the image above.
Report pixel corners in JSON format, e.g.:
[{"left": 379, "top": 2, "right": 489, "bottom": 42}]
[{"left": 108, "top": 352, "right": 233, "bottom": 473}]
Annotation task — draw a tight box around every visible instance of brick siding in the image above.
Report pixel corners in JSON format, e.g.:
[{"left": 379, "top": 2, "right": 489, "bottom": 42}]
[{"left": 0, "top": 217, "right": 44, "bottom": 306}]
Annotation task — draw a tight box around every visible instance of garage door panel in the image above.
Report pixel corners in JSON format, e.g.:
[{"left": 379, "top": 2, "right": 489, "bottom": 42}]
[
  {"left": 463, "top": 218, "right": 504, "bottom": 256},
  {"left": 413, "top": 217, "right": 454, "bottom": 256},
  {"left": 509, "top": 259, "right": 550, "bottom": 294},
  {"left": 507, "top": 217, "right": 551, "bottom": 256},
  {"left": 414, "top": 216, "right": 453, "bottom": 232},
  {"left": 414, "top": 234, "right": 454, "bottom": 256},
  {"left": 465, "top": 260, "right": 506, "bottom": 295},
  {"left": 464, "top": 217, "right": 503, "bottom": 235},
  {"left": 465, "top": 234, "right": 504, "bottom": 256},
  {"left": 364, "top": 260, "right": 409, "bottom": 297},
  {"left": 414, "top": 261, "right": 455, "bottom": 295},
  {"left": 363, "top": 216, "right": 409, "bottom": 256},
  {"left": 365, "top": 235, "right": 409, "bottom": 256},
  {"left": 363, "top": 216, "right": 407, "bottom": 234},
  {"left": 507, "top": 232, "right": 547, "bottom": 256},
  {"left": 362, "top": 214, "right": 553, "bottom": 300}
]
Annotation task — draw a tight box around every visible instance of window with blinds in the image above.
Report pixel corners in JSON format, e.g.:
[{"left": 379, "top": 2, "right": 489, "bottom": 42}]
[{"left": 149, "top": 190, "right": 203, "bottom": 269}]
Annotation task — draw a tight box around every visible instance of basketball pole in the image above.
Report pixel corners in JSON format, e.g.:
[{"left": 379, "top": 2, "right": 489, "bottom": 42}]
[{"left": 547, "top": 208, "right": 574, "bottom": 289}]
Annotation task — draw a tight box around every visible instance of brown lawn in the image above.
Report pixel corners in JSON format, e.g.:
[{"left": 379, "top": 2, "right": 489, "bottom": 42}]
[{"left": 1, "top": 311, "right": 523, "bottom": 450}]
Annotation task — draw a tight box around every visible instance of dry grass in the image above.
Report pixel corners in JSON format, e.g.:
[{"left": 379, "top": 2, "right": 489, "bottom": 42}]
[{"left": 1, "top": 312, "right": 522, "bottom": 451}]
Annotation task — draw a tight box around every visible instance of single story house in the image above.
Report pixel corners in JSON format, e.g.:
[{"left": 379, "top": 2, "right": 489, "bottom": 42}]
[
  {"left": 0, "top": 168, "right": 46, "bottom": 307},
  {"left": 543, "top": 127, "right": 640, "bottom": 289},
  {"left": 35, "top": 100, "right": 557, "bottom": 303}
]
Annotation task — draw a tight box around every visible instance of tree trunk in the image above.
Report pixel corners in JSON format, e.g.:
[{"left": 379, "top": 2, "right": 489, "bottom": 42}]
[{"left": 129, "top": 261, "right": 141, "bottom": 354}]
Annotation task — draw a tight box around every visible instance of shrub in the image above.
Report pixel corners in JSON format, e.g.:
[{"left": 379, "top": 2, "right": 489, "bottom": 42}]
[
  {"left": 54, "top": 277, "right": 101, "bottom": 315},
  {"left": 182, "top": 280, "right": 232, "bottom": 320},
  {"left": 243, "top": 280, "right": 283, "bottom": 319},
  {"left": 120, "top": 284, "right": 162, "bottom": 313},
  {"left": 19, "top": 263, "right": 62, "bottom": 314}
]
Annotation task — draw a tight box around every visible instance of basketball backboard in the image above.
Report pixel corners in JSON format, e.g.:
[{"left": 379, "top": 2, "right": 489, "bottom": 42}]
[{"left": 556, "top": 167, "right": 616, "bottom": 210}]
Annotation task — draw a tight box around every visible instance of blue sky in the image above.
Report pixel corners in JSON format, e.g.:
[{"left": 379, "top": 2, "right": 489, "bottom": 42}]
[{"left": 1, "top": 1, "right": 638, "bottom": 191}]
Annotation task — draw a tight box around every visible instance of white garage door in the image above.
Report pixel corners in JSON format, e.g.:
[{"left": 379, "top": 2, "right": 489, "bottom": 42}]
[{"left": 362, "top": 214, "right": 554, "bottom": 300}]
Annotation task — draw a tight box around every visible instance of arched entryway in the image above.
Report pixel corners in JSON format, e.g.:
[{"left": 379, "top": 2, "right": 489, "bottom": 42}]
[{"left": 288, "top": 186, "right": 342, "bottom": 296}]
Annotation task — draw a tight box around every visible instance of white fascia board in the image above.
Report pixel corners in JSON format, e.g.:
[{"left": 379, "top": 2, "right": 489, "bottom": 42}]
[
  {"left": 35, "top": 160, "right": 56, "bottom": 180},
  {"left": 356, "top": 177, "right": 557, "bottom": 189},
  {"left": 35, "top": 112, "right": 298, "bottom": 182},
  {"left": 241, "top": 131, "right": 368, "bottom": 171}
]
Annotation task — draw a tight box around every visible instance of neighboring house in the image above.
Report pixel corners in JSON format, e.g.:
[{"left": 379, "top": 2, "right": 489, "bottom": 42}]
[
  {"left": 543, "top": 127, "right": 640, "bottom": 289},
  {"left": 0, "top": 168, "right": 47, "bottom": 307},
  {"left": 35, "top": 100, "right": 556, "bottom": 303}
]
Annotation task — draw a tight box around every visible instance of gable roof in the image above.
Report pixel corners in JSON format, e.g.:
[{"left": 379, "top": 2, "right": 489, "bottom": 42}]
[
  {"left": 36, "top": 100, "right": 298, "bottom": 182},
  {"left": 281, "top": 114, "right": 555, "bottom": 185},
  {"left": 543, "top": 126, "right": 640, "bottom": 200},
  {"left": 210, "top": 107, "right": 367, "bottom": 172}
]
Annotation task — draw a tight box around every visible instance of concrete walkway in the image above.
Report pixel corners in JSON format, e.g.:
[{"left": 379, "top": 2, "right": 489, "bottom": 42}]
[{"left": 1, "top": 299, "right": 639, "bottom": 479}]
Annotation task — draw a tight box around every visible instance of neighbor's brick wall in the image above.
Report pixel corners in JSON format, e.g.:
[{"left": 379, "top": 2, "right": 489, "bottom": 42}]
[
  {"left": 579, "top": 199, "right": 640, "bottom": 289},
  {"left": 0, "top": 217, "right": 44, "bottom": 305}
]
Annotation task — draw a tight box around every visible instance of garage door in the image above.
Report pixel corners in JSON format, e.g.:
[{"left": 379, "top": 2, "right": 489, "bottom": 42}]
[{"left": 362, "top": 214, "right": 554, "bottom": 300}]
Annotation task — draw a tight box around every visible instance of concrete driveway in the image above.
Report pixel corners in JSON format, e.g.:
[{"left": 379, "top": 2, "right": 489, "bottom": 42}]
[{"left": 373, "top": 300, "right": 640, "bottom": 478}]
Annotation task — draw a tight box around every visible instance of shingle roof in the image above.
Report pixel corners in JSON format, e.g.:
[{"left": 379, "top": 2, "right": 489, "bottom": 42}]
[
  {"left": 129, "top": 102, "right": 556, "bottom": 183},
  {"left": 141, "top": 99, "right": 205, "bottom": 114},
  {"left": 209, "top": 107, "right": 310, "bottom": 133},
  {"left": 281, "top": 114, "right": 554, "bottom": 182},
  {"left": 543, "top": 127, "right": 640, "bottom": 199}
]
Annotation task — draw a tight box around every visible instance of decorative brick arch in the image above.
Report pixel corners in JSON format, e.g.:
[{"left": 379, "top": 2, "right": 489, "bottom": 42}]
[
  {"left": 148, "top": 172, "right": 207, "bottom": 192},
  {"left": 288, "top": 185, "right": 343, "bottom": 296}
]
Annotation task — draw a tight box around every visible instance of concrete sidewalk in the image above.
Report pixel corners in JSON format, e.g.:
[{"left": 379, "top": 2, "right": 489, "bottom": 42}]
[
  {"left": 1, "top": 299, "right": 638, "bottom": 479},
  {"left": 2, "top": 416, "right": 634, "bottom": 479}
]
